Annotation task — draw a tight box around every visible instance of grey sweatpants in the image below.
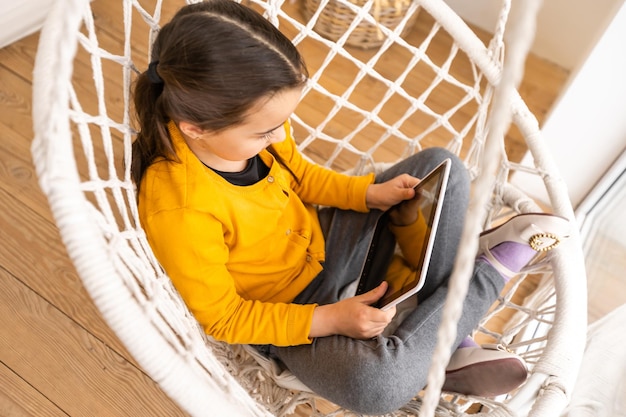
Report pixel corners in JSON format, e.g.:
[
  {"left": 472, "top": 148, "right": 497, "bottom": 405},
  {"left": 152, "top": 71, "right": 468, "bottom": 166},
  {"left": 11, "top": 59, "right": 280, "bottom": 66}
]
[{"left": 271, "top": 148, "right": 504, "bottom": 415}]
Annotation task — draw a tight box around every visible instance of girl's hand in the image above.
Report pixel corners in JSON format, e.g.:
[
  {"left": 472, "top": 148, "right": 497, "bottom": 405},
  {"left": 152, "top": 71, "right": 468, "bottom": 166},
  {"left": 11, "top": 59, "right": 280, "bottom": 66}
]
[
  {"left": 309, "top": 282, "right": 397, "bottom": 339},
  {"left": 366, "top": 174, "right": 419, "bottom": 211}
]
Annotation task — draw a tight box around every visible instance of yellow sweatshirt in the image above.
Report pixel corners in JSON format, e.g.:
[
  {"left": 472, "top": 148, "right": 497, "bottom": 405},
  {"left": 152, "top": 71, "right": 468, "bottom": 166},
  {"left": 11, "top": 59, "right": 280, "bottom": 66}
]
[{"left": 138, "top": 121, "right": 375, "bottom": 346}]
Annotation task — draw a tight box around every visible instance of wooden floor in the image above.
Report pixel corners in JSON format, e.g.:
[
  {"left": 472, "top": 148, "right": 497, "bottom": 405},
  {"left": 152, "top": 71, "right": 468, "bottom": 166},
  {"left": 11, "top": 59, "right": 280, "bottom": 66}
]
[{"left": 0, "top": 1, "right": 577, "bottom": 416}]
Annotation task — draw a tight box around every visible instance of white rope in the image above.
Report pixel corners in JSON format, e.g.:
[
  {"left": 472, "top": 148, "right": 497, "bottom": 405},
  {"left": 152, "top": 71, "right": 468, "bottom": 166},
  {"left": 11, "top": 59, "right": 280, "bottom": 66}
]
[{"left": 419, "top": 0, "right": 550, "bottom": 416}]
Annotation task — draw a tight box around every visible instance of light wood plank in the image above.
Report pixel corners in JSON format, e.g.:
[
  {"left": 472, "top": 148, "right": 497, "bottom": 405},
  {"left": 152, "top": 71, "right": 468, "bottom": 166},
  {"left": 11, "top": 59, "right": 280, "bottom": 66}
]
[
  {"left": 0, "top": 50, "right": 135, "bottom": 362},
  {"left": 0, "top": 268, "right": 188, "bottom": 417},
  {"left": 0, "top": 62, "right": 36, "bottom": 158},
  {"left": 586, "top": 233, "right": 626, "bottom": 322},
  {"left": 0, "top": 30, "right": 39, "bottom": 83},
  {"left": 0, "top": 175, "right": 130, "bottom": 358},
  {"left": 0, "top": 363, "right": 68, "bottom": 417},
  {"left": 0, "top": 68, "right": 178, "bottom": 410},
  {"left": 0, "top": 64, "right": 125, "bottom": 360}
]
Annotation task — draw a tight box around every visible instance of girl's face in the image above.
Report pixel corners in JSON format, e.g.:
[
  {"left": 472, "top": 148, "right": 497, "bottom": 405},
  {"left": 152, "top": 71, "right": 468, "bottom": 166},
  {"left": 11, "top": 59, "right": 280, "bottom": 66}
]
[{"left": 182, "top": 87, "right": 302, "bottom": 172}]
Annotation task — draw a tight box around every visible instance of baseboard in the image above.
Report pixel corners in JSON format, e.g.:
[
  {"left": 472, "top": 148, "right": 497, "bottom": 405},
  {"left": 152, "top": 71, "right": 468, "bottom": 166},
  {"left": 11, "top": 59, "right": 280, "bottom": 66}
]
[{"left": 0, "top": 0, "right": 55, "bottom": 49}]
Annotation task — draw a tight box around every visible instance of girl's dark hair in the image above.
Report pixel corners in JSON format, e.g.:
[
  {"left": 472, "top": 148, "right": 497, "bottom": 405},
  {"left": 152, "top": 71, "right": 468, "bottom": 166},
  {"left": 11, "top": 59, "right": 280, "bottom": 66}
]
[{"left": 131, "top": 0, "right": 308, "bottom": 189}]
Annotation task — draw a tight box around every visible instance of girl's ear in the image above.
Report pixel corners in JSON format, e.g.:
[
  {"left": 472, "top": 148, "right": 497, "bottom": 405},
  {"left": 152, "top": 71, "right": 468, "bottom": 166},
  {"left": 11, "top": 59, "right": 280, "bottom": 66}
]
[{"left": 178, "top": 121, "right": 205, "bottom": 139}]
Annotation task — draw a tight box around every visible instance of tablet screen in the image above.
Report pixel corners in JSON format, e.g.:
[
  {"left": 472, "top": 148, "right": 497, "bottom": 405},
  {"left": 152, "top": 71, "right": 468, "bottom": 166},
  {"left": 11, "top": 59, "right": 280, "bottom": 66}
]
[{"left": 376, "top": 160, "right": 449, "bottom": 310}]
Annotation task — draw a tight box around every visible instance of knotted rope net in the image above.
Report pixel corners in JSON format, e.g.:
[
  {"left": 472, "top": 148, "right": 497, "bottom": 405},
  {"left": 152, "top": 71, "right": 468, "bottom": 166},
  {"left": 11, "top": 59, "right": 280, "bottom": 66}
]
[{"left": 31, "top": 0, "right": 587, "bottom": 415}]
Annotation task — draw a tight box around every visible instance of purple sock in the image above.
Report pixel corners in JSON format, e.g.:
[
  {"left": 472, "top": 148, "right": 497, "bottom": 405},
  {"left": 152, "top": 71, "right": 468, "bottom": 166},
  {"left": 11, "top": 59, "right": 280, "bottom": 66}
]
[
  {"left": 480, "top": 241, "right": 537, "bottom": 281},
  {"left": 458, "top": 336, "right": 478, "bottom": 349}
]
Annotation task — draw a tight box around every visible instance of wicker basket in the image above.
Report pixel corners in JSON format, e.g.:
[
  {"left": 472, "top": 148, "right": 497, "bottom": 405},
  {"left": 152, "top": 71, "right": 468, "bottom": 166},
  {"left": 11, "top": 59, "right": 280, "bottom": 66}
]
[{"left": 301, "top": 0, "right": 419, "bottom": 49}]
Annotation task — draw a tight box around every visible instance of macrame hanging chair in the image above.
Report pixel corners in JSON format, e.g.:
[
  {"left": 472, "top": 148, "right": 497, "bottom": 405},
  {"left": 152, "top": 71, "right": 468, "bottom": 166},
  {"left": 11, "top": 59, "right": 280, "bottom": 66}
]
[{"left": 31, "top": 0, "right": 588, "bottom": 415}]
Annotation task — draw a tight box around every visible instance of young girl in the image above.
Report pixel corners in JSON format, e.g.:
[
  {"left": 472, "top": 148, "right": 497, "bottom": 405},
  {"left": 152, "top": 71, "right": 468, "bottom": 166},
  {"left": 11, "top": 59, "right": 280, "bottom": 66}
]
[{"left": 132, "top": 1, "right": 570, "bottom": 414}]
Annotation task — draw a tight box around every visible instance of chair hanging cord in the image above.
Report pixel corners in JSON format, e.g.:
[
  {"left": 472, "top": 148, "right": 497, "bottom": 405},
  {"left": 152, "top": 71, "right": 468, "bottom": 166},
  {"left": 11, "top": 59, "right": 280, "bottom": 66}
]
[{"left": 419, "top": 0, "right": 545, "bottom": 416}]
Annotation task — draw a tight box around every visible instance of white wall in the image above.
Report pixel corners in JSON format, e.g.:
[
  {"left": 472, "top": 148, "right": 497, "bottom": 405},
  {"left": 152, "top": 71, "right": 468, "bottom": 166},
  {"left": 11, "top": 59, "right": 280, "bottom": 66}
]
[
  {"left": 0, "top": 0, "right": 55, "bottom": 49},
  {"left": 531, "top": 0, "right": 624, "bottom": 71},
  {"left": 444, "top": 0, "right": 624, "bottom": 71},
  {"left": 444, "top": 0, "right": 626, "bottom": 209},
  {"left": 512, "top": 0, "right": 626, "bottom": 208}
]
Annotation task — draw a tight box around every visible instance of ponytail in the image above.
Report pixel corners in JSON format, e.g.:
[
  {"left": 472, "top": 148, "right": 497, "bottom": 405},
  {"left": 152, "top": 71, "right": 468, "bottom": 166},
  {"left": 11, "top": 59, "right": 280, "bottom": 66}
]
[{"left": 131, "top": 68, "right": 176, "bottom": 191}]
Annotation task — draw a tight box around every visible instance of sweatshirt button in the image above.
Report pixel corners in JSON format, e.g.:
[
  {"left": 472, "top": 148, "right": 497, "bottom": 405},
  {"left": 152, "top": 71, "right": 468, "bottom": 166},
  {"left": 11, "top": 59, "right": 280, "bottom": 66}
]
[
  {"left": 306, "top": 255, "right": 312, "bottom": 262},
  {"left": 267, "top": 176, "right": 275, "bottom": 183},
  {"left": 286, "top": 229, "right": 291, "bottom": 235}
]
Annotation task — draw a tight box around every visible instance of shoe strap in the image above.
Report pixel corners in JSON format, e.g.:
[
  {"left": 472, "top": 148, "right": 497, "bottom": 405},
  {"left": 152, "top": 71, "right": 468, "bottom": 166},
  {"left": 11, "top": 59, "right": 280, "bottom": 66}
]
[
  {"left": 481, "top": 343, "right": 516, "bottom": 353},
  {"left": 482, "top": 248, "right": 518, "bottom": 279}
]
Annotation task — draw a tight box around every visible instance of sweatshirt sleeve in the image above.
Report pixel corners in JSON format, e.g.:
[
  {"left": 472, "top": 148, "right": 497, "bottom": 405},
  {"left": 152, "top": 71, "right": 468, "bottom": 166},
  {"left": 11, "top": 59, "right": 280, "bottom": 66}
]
[
  {"left": 273, "top": 123, "right": 375, "bottom": 212},
  {"left": 143, "top": 207, "right": 317, "bottom": 346}
]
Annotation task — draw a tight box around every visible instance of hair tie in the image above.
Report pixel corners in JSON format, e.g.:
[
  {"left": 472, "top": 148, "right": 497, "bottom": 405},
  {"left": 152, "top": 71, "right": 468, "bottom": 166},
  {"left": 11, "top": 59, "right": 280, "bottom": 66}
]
[{"left": 147, "top": 61, "right": 164, "bottom": 84}]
